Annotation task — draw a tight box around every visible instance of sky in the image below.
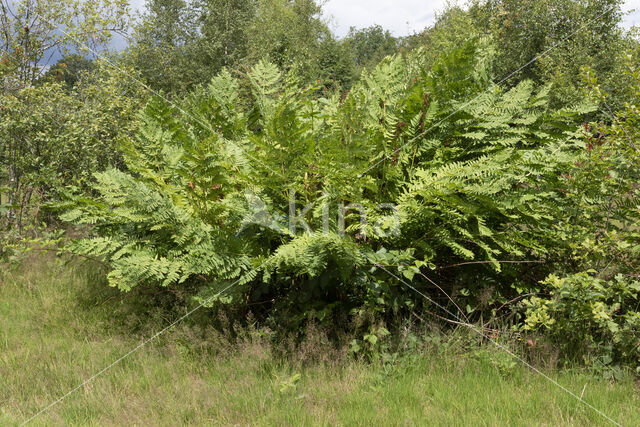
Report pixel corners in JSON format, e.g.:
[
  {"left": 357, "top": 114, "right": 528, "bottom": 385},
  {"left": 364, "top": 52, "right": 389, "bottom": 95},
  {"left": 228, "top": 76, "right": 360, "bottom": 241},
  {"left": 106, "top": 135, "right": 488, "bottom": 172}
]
[
  {"left": 85, "top": 0, "right": 640, "bottom": 61},
  {"left": 322, "top": 0, "right": 640, "bottom": 37},
  {"left": 125, "top": 0, "right": 640, "bottom": 38},
  {"left": 104, "top": 0, "right": 640, "bottom": 61},
  {"left": 322, "top": 0, "right": 444, "bottom": 37}
]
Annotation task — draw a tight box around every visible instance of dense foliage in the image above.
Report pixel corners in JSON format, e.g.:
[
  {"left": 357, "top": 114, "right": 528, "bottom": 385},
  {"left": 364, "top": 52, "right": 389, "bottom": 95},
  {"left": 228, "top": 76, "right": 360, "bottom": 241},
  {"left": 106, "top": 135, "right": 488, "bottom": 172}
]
[
  {"left": 406, "top": 0, "right": 635, "bottom": 113},
  {"left": 517, "top": 55, "right": 640, "bottom": 372},
  {"left": 131, "top": 0, "right": 354, "bottom": 92},
  {"left": 1, "top": 0, "right": 640, "bottom": 372},
  {"left": 59, "top": 39, "right": 634, "bottom": 339},
  {"left": 0, "top": 61, "right": 146, "bottom": 231},
  {"left": 0, "top": 0, "right": 129, "bottom": 88},
  {"left": 522, "top": 272, "right": 640, "bottom": 375}
]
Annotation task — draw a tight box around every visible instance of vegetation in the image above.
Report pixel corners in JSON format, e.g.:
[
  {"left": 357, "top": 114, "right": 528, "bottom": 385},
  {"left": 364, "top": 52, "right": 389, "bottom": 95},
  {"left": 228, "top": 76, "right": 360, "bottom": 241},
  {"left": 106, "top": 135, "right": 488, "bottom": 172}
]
[
  {"left": 1, "top": 0, "right": 640, "bottom": 423},
  {"left": 58, "top": 37, "right": 640, "bottom": 370},
  {"left": 0, "top": 0, "right": 129, "bottom": 88},
  {"left": 522, "top": 272, "right": 640, "bottom": 376},
  {"left": 2, "top": 255, "right": 640, "bottom": 425},
  {"left": 0, "top": 60, "right": 146, "bottom": 231},
  {"left": 39, "top": 54, "right": 95, "bottom": 88}
]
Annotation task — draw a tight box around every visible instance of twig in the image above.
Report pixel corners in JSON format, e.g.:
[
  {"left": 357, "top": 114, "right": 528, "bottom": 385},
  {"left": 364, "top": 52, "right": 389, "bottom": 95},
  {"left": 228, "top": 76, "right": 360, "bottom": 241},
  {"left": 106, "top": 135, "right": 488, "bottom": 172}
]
[
  {"left": 418, "top": 271, "right": 469, "bottom": 323},
  {"left": 485, "top": 292, "right": 539, "bottom": 327},
  {"left": 411, "top": 309, "right": 469, "bottom": 329},
  {"left": 438, "top": 260, "right": 545, "bottom": 269}
]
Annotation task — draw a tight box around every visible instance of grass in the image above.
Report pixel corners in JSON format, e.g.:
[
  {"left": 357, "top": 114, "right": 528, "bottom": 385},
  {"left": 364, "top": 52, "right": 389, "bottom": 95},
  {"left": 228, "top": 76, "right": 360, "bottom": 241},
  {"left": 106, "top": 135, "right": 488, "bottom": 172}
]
[{"left": 1, "top": 255, "right": 639, "bottom": 426}]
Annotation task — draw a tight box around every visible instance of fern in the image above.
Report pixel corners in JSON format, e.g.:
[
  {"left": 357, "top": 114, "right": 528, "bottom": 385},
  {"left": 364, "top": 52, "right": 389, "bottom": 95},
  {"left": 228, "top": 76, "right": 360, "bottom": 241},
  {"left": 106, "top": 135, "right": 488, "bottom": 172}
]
[{"left": 60, "top": 39, "right": 619, "bottom": 328}]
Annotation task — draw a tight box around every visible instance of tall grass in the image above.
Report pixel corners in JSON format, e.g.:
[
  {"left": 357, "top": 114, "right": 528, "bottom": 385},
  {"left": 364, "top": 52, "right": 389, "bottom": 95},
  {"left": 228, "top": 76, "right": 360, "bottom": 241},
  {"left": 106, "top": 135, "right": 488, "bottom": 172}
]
[{"left": 1, "top": 255, "right": 638, "bottom": 425}]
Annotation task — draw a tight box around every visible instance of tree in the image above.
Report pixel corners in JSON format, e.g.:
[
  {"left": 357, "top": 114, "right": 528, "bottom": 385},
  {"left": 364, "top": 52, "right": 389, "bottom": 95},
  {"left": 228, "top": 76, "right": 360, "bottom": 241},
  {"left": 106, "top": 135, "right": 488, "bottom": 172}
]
[
  {"left": 404, "top": 0, "right": 634, "bottom": 112},
  {"left": 400, "top": 5, "right": 481, "bottom": 66},
  {"left": 0, "top": 0, "right": 132, "bottom": 230},
  {"left": 245, "top": 0, "right": 331, "bottom": 81},
  {"left": 243, "top": 0, "right": 357, "bottom": 89},
  {"left": 468, "top": 0, "right": 629, "bottom": 109},
  {"left": 39, "top": 54, "right": 94, "bottom": 89},
  {"left": 343, "top": 25, "right": 398, "bottom": 71},
  {"left": 130, "top": 0, "right": 200, "bottom": 93},
  {"left": 132, "top": 0, "right": 258, "bottom": 93},
  {"left": 131, "top": 0, "right": 373, "bottom": 92},
  {"left": 316, "top": 36, "right": 356, "bottom": 90},
  {"left": 0, "top": 58, "right": 147, "bottom": 228},
  {"left": 0, "top": 0, "right": 129, "bottom": 89},
  {"left": 195, "top": 0, "right": 256, "bottom": 69}
]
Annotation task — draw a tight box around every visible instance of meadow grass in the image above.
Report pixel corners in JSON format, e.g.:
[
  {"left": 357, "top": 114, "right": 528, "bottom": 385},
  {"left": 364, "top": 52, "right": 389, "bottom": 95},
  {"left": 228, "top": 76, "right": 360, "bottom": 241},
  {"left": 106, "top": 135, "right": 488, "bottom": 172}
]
[{"left": 1, "top": 255, "right": 639, "bottom": 426}]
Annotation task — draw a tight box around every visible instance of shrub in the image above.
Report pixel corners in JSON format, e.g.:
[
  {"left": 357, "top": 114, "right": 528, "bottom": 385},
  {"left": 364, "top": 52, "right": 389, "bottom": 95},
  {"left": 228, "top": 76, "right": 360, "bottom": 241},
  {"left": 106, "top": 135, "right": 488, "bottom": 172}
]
[
  {"left": 0, "top": 60, "right": 146, "bottom": 231},
  {"left": 520, "top": 272, "right": 640, "bottom": 374},
  {"left": 59, "top": 39, "right": 605, "bottom": 334}
]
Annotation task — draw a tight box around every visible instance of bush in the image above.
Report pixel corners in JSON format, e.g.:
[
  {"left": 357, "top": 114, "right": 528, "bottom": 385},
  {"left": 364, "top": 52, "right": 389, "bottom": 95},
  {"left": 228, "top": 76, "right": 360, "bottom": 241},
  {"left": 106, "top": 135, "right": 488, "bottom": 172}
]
[
  {"left": 57, "top": 38, "right": 609, "bottom": 336},
  {"left": 521, "top": 272, "right": 640, "bottom": 374},
  {"left": 0, "top": 59, "right": 147, "bottom": 231}
]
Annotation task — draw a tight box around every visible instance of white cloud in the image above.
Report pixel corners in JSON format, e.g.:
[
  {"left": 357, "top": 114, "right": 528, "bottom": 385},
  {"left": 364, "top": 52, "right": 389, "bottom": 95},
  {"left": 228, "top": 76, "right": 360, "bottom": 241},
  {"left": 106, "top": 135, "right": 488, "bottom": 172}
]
[
  {"left": 127, "top": 0, "right": 640, "bottom": 36},
  {"left": 622, "top": 0, "right": 640, "bottom": 27},
  {"left": 324, "top": 0, "right": 640, "bottom": 36},
  {"left": 322, "top": 0, "right": 449, "bottom": 37}
]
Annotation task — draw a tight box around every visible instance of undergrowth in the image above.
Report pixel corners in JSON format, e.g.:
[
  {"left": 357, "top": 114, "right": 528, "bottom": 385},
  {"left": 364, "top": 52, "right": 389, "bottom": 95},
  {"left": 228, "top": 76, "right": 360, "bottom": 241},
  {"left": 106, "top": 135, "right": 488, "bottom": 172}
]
[{"left": 2, "top": 255, "right": 640, "bottom": 425}]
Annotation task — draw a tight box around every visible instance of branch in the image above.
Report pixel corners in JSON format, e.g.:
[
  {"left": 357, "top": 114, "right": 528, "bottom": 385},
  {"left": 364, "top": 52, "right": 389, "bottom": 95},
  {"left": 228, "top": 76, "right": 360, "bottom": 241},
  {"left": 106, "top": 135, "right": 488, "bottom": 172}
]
[
  {"left": 438, "top": 260, "right": 545, "bottom": 269},
  {"left": 418, "top": 270, "right": 469, "bottom": 323}
]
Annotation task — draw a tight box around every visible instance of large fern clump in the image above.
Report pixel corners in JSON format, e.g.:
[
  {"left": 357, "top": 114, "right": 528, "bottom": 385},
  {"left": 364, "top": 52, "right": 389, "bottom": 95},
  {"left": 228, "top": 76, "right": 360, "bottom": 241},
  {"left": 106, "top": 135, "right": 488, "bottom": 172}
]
[{"left": 61, "top": 39, "right": 606, "bottom": 329}]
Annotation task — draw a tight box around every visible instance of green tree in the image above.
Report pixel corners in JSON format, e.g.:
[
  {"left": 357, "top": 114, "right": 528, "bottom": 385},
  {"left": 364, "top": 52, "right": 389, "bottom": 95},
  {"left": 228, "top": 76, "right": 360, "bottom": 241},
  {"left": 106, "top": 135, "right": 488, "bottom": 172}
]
[
  {"left": 404, "top": 0, "right": 632, "bottom": 110},
  {"left": 245, "top": 0, "right": 331, "bottom": 81},
  {"left": 131, "top": 0, "right": 200, "bottom": 93},
  {"left": 131, "top": 0, "right": 363, "bottom": 92},
  {"left": 316, "top": 36, "right": 356, "bottom": 90},
  {"left": 196, "top": 0, "right": 256, "bottom": 69},
  {"left": 470, "top": 0, "right": 629, "bottom": 108},
  {"left": 39, "top": 54, "right": 95, "bottom": 89},
  {"left": 343, "top": 25, "right": 398, "bottom": 71},
  {"left": 401, "top": 6, "right": 481, "bottom": 66},
  {"left": 132, "top": 0, "right": 258, "bottom": 93},
  {"left": 0, "top": 59, "right": 147, "bottom": 228},
  {"left": 0, "top": 0, "right": 129, "bottom": 89},
  {"left": 0, "top": 0, "right": 133, "bottom": 230}
]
